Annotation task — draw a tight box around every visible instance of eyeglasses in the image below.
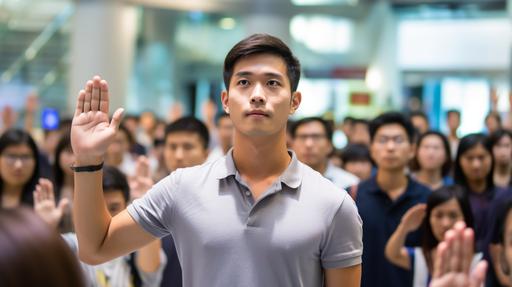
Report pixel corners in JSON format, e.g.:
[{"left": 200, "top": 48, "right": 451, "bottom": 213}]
[
  {"left": 1, "top": 153, "right": 35, "bottom": 165},
  {"left": 294, "top": 134, "right": 328, "bottom": 142},
  {"left": 374, "top": 136, "right": 407, "bottom": 145}
]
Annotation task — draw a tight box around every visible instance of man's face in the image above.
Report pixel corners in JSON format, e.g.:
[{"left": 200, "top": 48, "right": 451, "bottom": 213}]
[
  {"left": 221, "top": 54, "right": 301, "bottom": 138},
  {"left": 104, "top": 190, "right": 127, "bottom": 217},
  {"left": 292, "top": 121, "right": 331, "bottom": 169},
  {"left": 447, "top": 113, "right": 460, "bottom": 131},
  {"left": 217, "top": 117, "right": 234, "bottom": 151},
  {"left": 411, "top": 116, "right": 429, "bottom": 135},
  {"left": 164, "top": 132, "right": 208, "bottom": 172},
  {"left": 351, "top": 123, "right": 370, "bottom": 145},
  {"left": 370, "top": 124, "right": 414, "bottom": 171}
]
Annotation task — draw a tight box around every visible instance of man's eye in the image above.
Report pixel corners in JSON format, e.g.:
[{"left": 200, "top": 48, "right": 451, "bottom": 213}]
[
  {"left": 268, "top": 80, "right": 280, "bottom": 87},
  {"left": 238, "top": 80, "right": 249, "bottom": 86}
]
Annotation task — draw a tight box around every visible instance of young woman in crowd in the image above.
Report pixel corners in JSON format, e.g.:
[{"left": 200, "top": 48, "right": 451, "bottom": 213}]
[
  {"left": 489, "top": 129, "right": 512, "bottom": 188},
  {"left": 52, "top": 134, "right": 75, "bottom": 232},
  {"left": 410, "top": 131, "right": 453, "bottom": 190},
  {"left": 0, "top": 129, "right": 40, "bottom": 208},
  {"left": 385, "top": 185, "right": 479, "bottom": 286}
]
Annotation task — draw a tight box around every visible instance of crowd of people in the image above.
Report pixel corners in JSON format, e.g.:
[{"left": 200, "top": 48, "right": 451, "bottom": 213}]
[{"left": 1, "top": 33, "right": 512, "bottom": 287}]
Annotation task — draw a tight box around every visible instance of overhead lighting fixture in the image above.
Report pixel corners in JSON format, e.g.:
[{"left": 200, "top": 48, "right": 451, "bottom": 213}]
[{"left": 219, "top": 17, "right": 236, "bottom": 30}]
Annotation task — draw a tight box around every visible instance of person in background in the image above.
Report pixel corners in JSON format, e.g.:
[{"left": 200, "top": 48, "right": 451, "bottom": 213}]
[
  {"left": 207, "top": 113, "right": 234, "bottom": 162},
  {"left": 341, "top": 116, "right": 355, "bottom": 142},
  {"left": 350, "top": 112, "right": 431, "bottom": 287},
  {"left": 446, "top": 109, "right": 461, "bottom": 160},
  {"left": 105, "top": 123, "right": 137, "bottom": 176},
  {"left": 410, "top": 111, "right": 430, "bottom": 136},
  {"left": 34, "top": 163, "right": 166, "bottom": 287},
  {"left": 52, "top": 135, "right": 75, "bottom": 232},
  {"left": 291, "top": 117, "right": 359, "bottom": 190},
  {"left": 0, "top": 129, "right": 40, "bottom": 208},
  {"left": 410, "top": 131, "right": 453, "bottom": 190},
  {"left": 0, "top": 208, "right": 85, "bottom": 287},
  {"left": 350, "top": 118, "right": 371, "bottom": 146},
  {"left": 485, "top": 112, "right": 502, "bottom": 136},
  {"left": 340, "top": 143, "right": 373, "bottom": 181},
  {"left": 489, "top": 129, "right": 512, "bottom": 189},
  {"left": 385, "top": 185, "right": 478, "bottom": 287},
  {"left": 160, "top": 116, "right": 210, "bottom": 287},
  {"left": 123, "top": 115, "right": 147, "bottom": 156}
]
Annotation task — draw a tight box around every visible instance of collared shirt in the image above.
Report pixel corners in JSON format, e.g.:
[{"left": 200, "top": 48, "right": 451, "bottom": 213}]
[
  {"left": 351, "top": 175, "right": 431, "bottom": 287},
  {"left": 323, "top": 162, "right": 359, "bottom": 190},
  {"left": 128, "top": 150, "right": 362, "bottom": 287}
]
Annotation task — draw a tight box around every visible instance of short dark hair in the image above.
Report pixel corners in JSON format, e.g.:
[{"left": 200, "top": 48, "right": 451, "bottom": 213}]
[
  {"left": 369, "top": 112, "right": 415, "bottom": 144},
  {"left": 102, "top": 166, "right": 130, "bottom": 203},
  {"left": 488, "top": 129, "right": 512, "bottom": 149},
  {"left": 340, "top": 144, "right": 373, "bottom": 166},
  {"left": 446, "top": 109, "right": 460, "bottom": 118},
  {"left": 410, "top": 131, "right": 452, "bottom": 177},
  {"left": 290, "top": 117, "right": 333, "bottom": 142},
  {"left": 351, "top": 118, "right": 369, "bottom": 127},
  {"left": 485, "top": 112, "right": 502, "bottom": 124},
  {"left": 453, "top": 133, "right": 494, "bottom": 190},
  {"left": 409, "top": 111, "right": 428, "bottom": 122},
  {"left": 164, "top": 117, "right": 210, "bottom": 150},
  {"left": 421, "top": 185, "right": 474, "bottom": 271},
  {"left": 223, "top": 33, "right": 301, "bottom": 92}
]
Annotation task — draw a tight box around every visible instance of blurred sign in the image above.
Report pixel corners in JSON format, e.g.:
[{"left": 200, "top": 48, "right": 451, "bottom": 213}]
[{"left": 41, "top": 108, "right": 59, "bottom": 131}]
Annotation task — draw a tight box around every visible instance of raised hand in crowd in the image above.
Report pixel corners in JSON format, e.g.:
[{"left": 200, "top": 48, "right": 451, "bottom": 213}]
[
  {"left": 129, "top": 155, "right": 153, "bottom": 200},
  {"left": 33, "top": 178, "right": 69, "bottom": 228},
  {"left": 71, "top": 75, "right": 124, "bottom": 166},
  {"left": 429, "top": 222, "right": 487, "bottom": 287}
]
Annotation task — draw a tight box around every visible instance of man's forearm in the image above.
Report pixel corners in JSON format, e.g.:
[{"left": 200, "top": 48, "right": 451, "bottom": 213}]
[{"left": 73, "top": 169, "right": 112, "bottom": 264}]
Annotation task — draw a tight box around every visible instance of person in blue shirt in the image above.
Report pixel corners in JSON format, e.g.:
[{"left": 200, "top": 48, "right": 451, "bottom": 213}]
[{"left": 349, "top": 112, "right": 431, "bottom": 287}]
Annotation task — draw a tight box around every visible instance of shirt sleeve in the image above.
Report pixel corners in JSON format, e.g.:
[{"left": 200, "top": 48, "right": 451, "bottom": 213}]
[
  {"left": 321, "top": 194, "right": 363, "bottom": 269},
  {"left": 138, "top": 248, "right": 168, "bottom": 287},
  {"left": 127, "top": 170, "right": 182, "bottom": 238}
]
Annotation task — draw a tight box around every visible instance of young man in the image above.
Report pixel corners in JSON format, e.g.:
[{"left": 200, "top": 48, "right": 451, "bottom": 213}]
[
  {"left": 341, "top": 143, "right": 373, "bottom": 181},
  {"left": 446, "top": 109, "right": 461, "bottom": 159},
  {"left": 160, "top": 116, "right": 210, "bottom": 287},
  {"left": 409, "top": 111, "right": 429, "bottom": 135},
  {"left": 207, "top": 113, "right": 233, "bottom": 162},
  {"left": 350, "top": 112, "right": 430, "bottom": 287},
  {"left": 70, "top": 34, "right": 362, "bottom": 287},
  {"left": 291, "top": 117, "right": 359, "bottom": 190}
]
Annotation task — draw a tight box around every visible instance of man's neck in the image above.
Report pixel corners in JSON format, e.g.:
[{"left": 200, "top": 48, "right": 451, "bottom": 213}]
[
  {"left": 232, "top": 130, "right": 290, "bottom": 181},
  {"left": 376, "top": 168, "right": 408, "bottom": 200}
]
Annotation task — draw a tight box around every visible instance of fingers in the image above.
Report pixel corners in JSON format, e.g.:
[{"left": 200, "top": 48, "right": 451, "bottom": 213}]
[
  {"left": 433, "top": 241, "right": 447, "bottom": 279},
  {"left": 57, "top": 198, "right": 70, "bottom": 213},
  {"left": 84, "top": 80, "right": 93, "bottom": 112},
  {"left": 99, "top": 79, "right": 109, "bottom": 113},
  {"left": 110, "top": 108, "right": 125, "bottom": 130},
  {"left": 461, "top": 226, "right": 475, "bottom": 273},
  {"left": 75, "top": 90, "right": 86, "bottom": 117},
  {"left": 469, "top": 261, "right": 488, "bottom": 287},
  {"left": 449, "top": 225, "right": 463, "bottom": 272},
  {"left": 443, "top": 230, "right": 455, "bottom": 275},
  {"left": 91, "top": 77, "right": 101, "bottom": 112}
]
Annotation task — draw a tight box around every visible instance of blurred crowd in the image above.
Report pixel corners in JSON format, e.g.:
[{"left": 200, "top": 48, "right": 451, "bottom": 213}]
[{"left": 2, "top": 87, "right": 512, "bottom": 287}]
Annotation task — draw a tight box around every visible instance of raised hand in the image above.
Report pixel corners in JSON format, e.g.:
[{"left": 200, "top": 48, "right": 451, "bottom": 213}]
[
  {"left": 429, "top": 222, "right": 487, "bottom": 287},
  {"left": 400, "top": 203, "right": 426, "bottom": 233},
  {"left": 129, "top": 156, "right": 154, "bottom": 200},
  {"left": 71, "top": 76, "right": 124, "bottom": 165},
  {"left": 33, "top": 178, "right": 69, "bottom": 228}
]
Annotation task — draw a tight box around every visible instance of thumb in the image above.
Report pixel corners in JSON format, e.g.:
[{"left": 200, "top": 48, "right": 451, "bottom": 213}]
[
  {"left": 58, "top": 198, "right": 70, "bottom": 212},
  {"left": 109, "top": 108, "right": 125, "bottom": 130}
]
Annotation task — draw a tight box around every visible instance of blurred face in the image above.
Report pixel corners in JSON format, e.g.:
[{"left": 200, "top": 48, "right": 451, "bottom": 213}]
[
  {"left": 106, "top": 130, "right": 130, "bottom": 165},
  {"left": 351, "top": 123, "right": 370, "bottom": 146},
  {"left": 104, "top": 190, "right": 127, "bottom": 217},
  {"left": 217, "top": 117, "right": 234, "bottom": 151},
  {"left": 486, "top": 116, "right": 501, "bottom": 134},
  {"left": 417, "top": 135, "right": 447, "bottom": 171},
  {"left": 0, "top": 144, "right": 35, "bottom": 188},
  {"left": 411, "top": 116, "right": 429, "bottom": 135},
  {"left": 292, "top": 121, "right": 331, "bottom": 169},
  {"left": 221, "top": 54, "right": 301, "bottom": 138},
  {"left": 503, "top": 210, "right": 512, "bottom": 278},
  {"left": 59, "top": 147, "right": 75, "bottom": 177},
  {"left": 459, "top": 144, "right": 492, "bottom": 182},
  {"left": 344, "top": 161, "right": 372, "bottom": 180},
  {"left": 493, "top": 135, "right": 512, "bottom": 166},
  {"left": 164, "top": 132, "right": 208, "bottom": 172},
  {"left": 429, "top": 198, "right": 464, "bottom": 241},
  {"left": 140, "top": 112, "right": 156, "bottom": 133},
  {"left": 370, "top": 124, "right": 414, "bottom": 171},
  {"left": 447, "top": 113, "right": 460, "bottom": 131}
]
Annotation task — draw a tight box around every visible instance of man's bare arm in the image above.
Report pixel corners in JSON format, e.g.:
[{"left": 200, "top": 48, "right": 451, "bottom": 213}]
[
  {"left": 325, "top": 264, "right": 361, "bottom": 287},
  {"left": 71, "top": 76, "right": 155, "bottom": 264}
]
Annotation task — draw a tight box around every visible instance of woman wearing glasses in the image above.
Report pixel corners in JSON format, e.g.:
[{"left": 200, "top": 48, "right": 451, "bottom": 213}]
[{"left": 0, "top": 129, "right": 40, "bottom": 208}]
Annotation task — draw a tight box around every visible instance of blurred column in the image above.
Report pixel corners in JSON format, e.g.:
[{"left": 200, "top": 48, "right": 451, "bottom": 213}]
[{"left": 68, "top": 0, "right": 137, "bottom": 116}]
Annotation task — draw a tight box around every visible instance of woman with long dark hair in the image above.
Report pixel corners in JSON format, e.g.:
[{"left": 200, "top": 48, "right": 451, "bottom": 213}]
[
  {"left": 489, "top": 129, "right": 512, "bottom": 188},
  {"left": 385, "top": 185, "right": 478, "bottom": 286},
  {"left": 0, "top": 129, "right": 40, "bottom": 208},
  {"left": 410, "top": 131, "right": 453, "bottom": 190},
  {"left": 52, "top": 134, "right": 75, "bottom": 232}
]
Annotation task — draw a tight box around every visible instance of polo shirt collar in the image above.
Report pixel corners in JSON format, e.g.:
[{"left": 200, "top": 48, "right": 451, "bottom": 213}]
[{"left": 215, "top": 148, "right": 302, "bottom": 189}]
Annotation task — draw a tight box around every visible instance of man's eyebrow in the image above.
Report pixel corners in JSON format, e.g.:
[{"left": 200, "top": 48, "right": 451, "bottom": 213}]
[{"left": 234, "top": 71, "right": 284, "bottom": 79}]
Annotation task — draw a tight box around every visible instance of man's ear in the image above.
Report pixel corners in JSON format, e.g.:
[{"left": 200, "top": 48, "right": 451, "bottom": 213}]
[
  {"left": 290, "top": 91, "right": 302, "bottom": 114},
  {"left": 221, "top": 90, "right": 229, "bottom": 114}
]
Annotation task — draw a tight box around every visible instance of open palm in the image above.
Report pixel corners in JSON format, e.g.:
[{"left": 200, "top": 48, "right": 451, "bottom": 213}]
[
  {"left": 71, "top": 76, "right": 124, "bottom": 164},
  {"left": 401, "top": 204, "right": 426, "bottom": 233}
]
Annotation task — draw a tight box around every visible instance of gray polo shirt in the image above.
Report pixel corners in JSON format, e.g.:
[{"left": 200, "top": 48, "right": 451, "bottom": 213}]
[{"left": 127, "top": 150, "right": 362, "bottom": 287}]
